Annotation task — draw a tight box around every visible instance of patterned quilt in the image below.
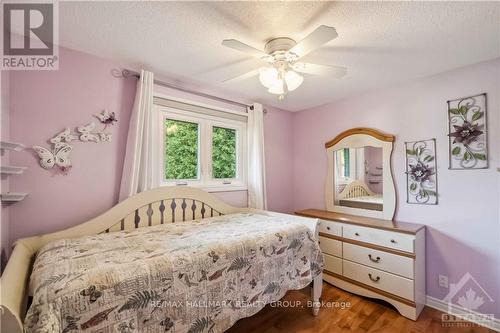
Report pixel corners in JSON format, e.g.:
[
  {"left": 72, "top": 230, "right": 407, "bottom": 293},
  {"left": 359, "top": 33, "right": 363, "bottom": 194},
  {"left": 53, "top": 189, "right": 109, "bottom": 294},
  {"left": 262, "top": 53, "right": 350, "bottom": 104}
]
[{"left": 25, "top": 213, "right": 324, "bottom": 333}]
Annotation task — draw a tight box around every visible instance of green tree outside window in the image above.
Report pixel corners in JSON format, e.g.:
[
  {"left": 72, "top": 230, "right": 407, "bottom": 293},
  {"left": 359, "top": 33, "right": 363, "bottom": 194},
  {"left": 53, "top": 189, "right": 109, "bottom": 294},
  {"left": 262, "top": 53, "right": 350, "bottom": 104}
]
[
  {"left": 164, "top": 120, "right": 237, "bottom": 180},
  {"left": 212, "top": 126, "right": 237, "bottom": 179},
  {"left": 164, "top": 119, "right": 199, "bottom": 180}
]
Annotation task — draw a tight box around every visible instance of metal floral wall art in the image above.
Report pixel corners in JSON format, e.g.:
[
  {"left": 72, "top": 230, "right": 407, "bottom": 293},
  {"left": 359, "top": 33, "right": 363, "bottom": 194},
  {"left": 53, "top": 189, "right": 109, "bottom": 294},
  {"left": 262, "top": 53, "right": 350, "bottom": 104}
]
[
  {"left": 405, "top": 139, "right": 438, "bottom": 205},
  {"left": 33, "top": 110, "right": 117, "bottom": 174},
  {"left": 447, "top": 93, "right": 488, "bottom": 169}
]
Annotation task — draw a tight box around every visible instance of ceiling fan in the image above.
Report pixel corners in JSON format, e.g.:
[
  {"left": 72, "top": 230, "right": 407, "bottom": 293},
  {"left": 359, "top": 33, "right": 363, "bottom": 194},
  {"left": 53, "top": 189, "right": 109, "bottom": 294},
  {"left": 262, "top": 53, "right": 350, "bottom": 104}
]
[{"left": 221, "top": 25, "right": 347, "bottom": 100}]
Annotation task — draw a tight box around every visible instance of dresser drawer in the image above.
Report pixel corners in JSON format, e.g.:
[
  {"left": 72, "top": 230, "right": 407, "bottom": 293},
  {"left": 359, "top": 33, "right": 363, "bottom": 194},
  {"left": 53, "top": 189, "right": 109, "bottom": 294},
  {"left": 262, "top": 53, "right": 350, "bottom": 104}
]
[
  {"left": 319, "top": 236, "right": 342, "bottom": 257},
  {"left": 324, "top": 253, "right": 342, "bottom": 276},
  {"left": 343, "top": 225, "right": 414, "bottom": 253},
  {"left": 343, "top": 242, "right": 414, "bottom": 279},
  {"left": 343, "top": 260, "right": 414, "bottom": 301},
  {"left": 318, "top": 219, "right": 342, "bottom": 237}
]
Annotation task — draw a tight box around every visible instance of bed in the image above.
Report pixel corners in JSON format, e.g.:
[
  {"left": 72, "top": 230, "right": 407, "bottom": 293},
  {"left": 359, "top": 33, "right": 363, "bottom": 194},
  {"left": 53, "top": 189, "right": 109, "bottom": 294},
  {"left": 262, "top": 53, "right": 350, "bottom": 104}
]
[
  {"left": 337, "top": 180, "right": 383, "bottom": 211},
  {"left": 0, "top": 187, "right": 323, "bottom": 333}
]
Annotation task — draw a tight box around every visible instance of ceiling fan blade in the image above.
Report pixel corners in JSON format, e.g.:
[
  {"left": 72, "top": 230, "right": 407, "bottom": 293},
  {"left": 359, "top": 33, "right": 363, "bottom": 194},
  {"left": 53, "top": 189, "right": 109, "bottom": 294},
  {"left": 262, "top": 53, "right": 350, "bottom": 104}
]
[
  {"left": 222, "top": 39, "right": 269, "bottom": 60},
  {"left": 223, "top": 68, "right": 261, "bottom": 83},
  {"left": 289, "top": 25, "right": 338, "bottom": 59},
  {"left": 293, "top": 63, "right": 347, "bottom": 78}
]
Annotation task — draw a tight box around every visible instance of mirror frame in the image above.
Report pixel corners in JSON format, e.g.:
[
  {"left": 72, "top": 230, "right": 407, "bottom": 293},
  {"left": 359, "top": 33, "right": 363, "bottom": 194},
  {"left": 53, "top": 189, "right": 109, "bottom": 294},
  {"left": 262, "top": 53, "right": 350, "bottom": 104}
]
[{"left": 325, "top": 127, "right": 396, "bottom": 220}]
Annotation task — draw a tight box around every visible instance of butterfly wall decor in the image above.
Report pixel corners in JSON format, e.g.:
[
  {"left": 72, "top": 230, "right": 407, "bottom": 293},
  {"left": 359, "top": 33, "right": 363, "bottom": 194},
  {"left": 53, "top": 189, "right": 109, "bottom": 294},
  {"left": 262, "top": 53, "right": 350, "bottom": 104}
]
[
  {"left": 32, "top": 110, "right": 118, "bottom": 174},
  {"left": 95, "top": 110, "right": 118, "bottom": 127}
]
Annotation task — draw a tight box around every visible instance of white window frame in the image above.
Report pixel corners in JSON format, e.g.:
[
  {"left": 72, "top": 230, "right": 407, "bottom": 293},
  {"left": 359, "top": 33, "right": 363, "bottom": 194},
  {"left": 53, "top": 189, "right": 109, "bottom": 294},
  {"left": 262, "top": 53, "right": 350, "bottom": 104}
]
[
  {"left": 153, "top": 102, "right": 247, "bottom": 192},
  {"left": 335, "top": 148, "right": 358, "bottom": 185}
]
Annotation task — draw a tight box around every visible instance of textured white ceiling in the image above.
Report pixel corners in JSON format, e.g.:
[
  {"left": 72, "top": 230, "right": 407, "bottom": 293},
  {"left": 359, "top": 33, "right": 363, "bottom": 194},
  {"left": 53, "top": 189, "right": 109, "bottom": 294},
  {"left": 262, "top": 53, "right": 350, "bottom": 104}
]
[{"left": 56, "top": 1, "right": 500, "bottom": 111}]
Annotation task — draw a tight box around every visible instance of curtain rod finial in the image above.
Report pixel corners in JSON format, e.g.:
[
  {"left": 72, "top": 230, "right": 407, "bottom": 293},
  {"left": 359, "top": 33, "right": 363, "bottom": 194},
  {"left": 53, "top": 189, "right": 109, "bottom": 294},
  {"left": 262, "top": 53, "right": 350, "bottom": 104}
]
[
  {"left": 111, "top": 68, "right": 139, "bottom": 79},
  {"left": 110, "top": 68, "right": 124, "bottom": 78}
]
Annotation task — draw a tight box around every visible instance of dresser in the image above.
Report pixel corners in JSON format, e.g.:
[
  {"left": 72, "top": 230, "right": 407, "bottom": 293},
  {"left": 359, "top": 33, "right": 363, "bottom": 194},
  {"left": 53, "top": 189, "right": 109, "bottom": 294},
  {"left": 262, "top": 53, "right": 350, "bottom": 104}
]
[{"left": 296, "top": 209, "right": 426, "bottom": 320}]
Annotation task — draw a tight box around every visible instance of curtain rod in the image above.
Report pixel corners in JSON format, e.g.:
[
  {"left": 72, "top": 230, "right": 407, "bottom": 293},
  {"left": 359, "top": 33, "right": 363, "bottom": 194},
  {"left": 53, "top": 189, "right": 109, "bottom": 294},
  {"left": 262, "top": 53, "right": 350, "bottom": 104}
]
[{"left": 114, "top": 69, "right": 254, "bottom": 110}]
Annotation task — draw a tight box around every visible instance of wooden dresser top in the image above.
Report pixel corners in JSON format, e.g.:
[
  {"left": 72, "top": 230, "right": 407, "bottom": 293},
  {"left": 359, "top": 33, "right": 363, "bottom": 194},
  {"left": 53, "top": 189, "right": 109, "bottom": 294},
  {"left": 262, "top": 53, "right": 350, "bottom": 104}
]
[{"left": 295, "top": 209, "right": 425, "bottom": 235}]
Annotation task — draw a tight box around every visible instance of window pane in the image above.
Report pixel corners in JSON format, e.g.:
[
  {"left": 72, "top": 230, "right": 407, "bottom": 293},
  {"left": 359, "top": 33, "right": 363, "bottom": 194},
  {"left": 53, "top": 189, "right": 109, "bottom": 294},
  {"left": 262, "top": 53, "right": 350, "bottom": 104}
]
[
  {"left": 344, "top": 148, "right": 350, "bottom": 178},
  {"left": 212, "top": 126, "right": 237, "bottom": 179},
  {"left": 164, "top": 119, "right": 199, "bottom": 180}
]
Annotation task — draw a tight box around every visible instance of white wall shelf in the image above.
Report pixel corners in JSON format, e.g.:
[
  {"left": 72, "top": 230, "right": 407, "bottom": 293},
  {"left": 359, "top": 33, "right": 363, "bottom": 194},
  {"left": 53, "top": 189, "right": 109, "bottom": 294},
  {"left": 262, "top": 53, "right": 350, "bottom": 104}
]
[
  {"left": 0, "top": 166, "right": 27, "bottom": 175},
  {"left": 1, "top": 142, "right": 28, "bottom": 203},
  {"left": 0, "top": 141, "right": 26, "bottom": 151},
  {"left": 0, "top": 192, "right": 28, "bottom": 202}
]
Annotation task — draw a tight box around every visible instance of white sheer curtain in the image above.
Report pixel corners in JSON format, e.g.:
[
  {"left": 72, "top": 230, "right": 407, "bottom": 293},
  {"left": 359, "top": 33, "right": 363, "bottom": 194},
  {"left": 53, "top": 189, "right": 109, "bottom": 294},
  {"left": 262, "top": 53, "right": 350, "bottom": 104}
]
[
  {"left": 247, "top": 103, "right": 267, "bottom": 209},
  {"left": 119, "top": 70, "right": 155, "bottom": 201}
]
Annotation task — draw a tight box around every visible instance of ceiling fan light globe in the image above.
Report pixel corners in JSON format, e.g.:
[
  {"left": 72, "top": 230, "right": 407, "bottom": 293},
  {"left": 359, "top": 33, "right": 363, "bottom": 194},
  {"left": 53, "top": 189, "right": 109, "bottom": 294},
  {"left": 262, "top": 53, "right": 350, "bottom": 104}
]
[
  {"left": 268, "top": 81, "right": 285, "bottom": 95},
  {"left": 285, "top": 70, "right": 304, "bottom": 91},
  {"left": 259, "top": 67, "right": 279, "bottom": 89}
]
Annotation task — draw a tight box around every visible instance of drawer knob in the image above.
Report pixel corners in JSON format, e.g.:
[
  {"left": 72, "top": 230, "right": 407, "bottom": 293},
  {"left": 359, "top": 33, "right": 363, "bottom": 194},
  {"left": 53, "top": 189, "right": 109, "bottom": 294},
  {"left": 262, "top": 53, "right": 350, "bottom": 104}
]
[
  {"left": 355, "top": 232, "right": 360, "bottom": 236},
  {"left": 368, "top": 273, "right": 380, "bottom": 282},
  {"left": 390, "top": 239, "right": 397, "bottom": 244},
  {"left": 326, "top": 226, "right": 330, "bottom": 230},
  {"left": 368, "top": 254, "right": 381, "bottom": 263}
]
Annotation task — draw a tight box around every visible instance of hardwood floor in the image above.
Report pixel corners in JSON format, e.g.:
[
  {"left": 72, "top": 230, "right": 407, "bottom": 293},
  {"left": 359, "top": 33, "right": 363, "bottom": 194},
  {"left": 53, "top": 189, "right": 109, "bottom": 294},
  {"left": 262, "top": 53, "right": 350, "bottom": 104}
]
[{"left": 227, "top": 282, "right": 495, "bottom": 333}]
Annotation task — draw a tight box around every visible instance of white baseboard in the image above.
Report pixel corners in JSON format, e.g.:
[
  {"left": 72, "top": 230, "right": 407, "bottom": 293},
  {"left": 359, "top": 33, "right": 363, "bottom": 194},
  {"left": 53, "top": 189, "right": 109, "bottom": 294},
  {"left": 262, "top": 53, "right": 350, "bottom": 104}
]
[{"left": 426, "top": 296, "right": 500, "bottom": 332}]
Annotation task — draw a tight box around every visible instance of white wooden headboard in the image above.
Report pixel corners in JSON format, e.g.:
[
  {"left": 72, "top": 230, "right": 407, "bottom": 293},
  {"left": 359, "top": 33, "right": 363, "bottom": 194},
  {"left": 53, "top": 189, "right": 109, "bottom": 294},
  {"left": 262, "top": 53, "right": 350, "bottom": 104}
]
[
  {"left": 0, "top": 186, "right": 247, "bottom": 333},
  {"left": 338, "top": 180, "right": 375, "bottom": 199},
  {"left": 103, "top": 198, "right": 226, "bottom": 233}
]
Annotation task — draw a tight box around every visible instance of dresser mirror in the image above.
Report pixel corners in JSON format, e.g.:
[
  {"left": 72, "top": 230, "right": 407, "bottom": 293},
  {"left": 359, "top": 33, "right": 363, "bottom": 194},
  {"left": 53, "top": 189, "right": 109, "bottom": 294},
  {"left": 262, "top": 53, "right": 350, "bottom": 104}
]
[{"left": 325, "top": 128, "right": 396, "bottom": 220}]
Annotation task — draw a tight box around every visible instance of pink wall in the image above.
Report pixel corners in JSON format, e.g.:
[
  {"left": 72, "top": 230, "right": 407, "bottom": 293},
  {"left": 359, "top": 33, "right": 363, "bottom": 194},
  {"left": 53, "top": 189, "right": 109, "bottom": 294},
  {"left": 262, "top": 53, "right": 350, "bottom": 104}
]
[
  {"left": 7, "top": 46, "right": 294, "bottom": 246},
  {"left": 1, "top": 71, "right": 10, "bottom": 269},
  {"left": 292, "top": 58, "right": 500, "bottom": 318},
  {"left": 9, "top": 47, "right": 136, "bottom": 243},
  {"left": 365, "top": 146, "right": 383, "bottom": 194},
  {"left": 263, "top": 106, "right": 294, "bottom": 213}
]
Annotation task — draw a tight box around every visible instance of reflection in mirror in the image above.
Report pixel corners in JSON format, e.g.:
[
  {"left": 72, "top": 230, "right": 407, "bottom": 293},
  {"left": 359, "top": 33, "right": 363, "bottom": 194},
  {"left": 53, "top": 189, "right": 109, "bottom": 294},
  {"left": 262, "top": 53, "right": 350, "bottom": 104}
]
[{"left": 334, "top": 147, "right": 383, "bottom": 211}]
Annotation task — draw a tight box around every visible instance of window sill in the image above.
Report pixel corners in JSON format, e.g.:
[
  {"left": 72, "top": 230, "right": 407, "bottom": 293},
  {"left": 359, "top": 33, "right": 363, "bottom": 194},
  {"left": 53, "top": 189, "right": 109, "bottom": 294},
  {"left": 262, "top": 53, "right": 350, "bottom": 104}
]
[
  {"left": 203, "top": 185, "right": 248, "bottom": 193},
  {"left": 159, "top": 183, "right": 247, "bottom": 193}
]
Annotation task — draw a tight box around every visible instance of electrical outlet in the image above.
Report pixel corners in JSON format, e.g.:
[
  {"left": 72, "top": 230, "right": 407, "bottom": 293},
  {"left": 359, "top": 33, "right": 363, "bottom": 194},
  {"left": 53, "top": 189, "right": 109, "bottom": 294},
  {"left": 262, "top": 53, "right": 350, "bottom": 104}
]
[{"left": 439, "top": 274, "right": 449, "bottom": 288}]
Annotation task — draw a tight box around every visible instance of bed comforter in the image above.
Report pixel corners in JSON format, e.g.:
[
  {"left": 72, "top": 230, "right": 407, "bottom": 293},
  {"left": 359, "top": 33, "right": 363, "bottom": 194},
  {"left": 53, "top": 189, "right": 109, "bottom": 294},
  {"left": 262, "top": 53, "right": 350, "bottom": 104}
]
[{"left": 25, "top": 213, "right": 323, "bottom": 333}]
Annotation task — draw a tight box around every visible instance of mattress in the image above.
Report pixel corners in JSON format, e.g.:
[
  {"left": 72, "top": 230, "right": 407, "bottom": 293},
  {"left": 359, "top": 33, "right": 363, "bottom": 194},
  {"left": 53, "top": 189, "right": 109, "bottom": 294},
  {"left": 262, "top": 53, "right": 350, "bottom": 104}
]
[
  {"left": 339, "top": 195, "right": 383, "bottom": 211},
  {"left": 25, "top": 212, "right": 323, "bottom": 333}
]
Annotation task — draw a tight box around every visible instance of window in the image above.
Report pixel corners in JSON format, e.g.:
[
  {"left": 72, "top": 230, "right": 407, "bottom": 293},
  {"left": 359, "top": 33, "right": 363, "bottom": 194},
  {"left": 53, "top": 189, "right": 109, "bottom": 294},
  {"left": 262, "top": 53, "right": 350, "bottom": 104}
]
[
  {"left": 154, "top": 99, "right": 247, "bottom": 191},
  {"left": 335, "top": 148, "right": 357, "bottom": 183},
  {"left": 212, "top": 126, "right": 237, "bottom": 179},
  {"left": 339, "top": 148, "right": 350, "bottom": 178},
  {"left": 164, "top": 119, "right": 199, "bottom": 180}
]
